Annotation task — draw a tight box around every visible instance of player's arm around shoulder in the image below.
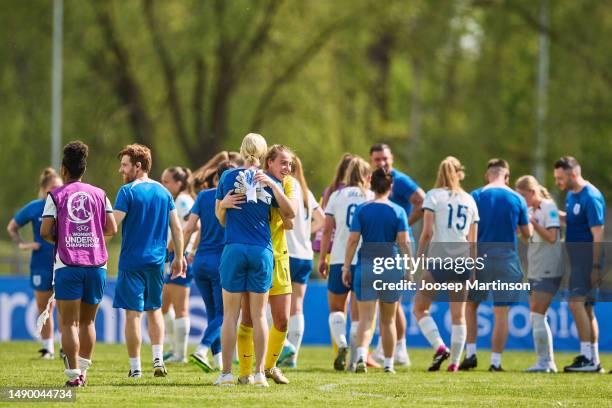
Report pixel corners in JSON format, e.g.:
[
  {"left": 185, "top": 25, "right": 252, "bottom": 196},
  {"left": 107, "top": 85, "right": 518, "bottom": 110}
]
[{"left": 256, "top": 172, "right": 296, "bottom": 220}]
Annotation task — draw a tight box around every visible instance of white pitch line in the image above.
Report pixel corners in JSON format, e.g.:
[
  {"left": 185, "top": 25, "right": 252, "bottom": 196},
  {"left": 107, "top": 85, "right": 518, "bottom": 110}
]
[{"left": 317, "top": 383, "right": 339, "bottom": 392}]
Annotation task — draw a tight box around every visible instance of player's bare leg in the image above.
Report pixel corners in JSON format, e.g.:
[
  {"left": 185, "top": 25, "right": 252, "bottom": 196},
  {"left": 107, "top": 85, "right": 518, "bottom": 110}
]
[
  {"left": 380, "top": 301, "right": 398, "bottom": 373},
  {"left": 489, "top": 306, "right": 509, "bottom": 371},
  {"left": 125, "top": 310, "right": 143, "bottom": 378}
]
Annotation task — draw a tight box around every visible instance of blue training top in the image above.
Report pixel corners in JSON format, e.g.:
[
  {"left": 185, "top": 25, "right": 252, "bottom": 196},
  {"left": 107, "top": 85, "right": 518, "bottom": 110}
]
[
  {"left": 350, "top": 200, "right": 409, "bottom": 261},
  {"left": 114, "top": 178, "right": 175, "bottom": 270},
  {"left": 13, "top": 199, "right": 54, "bottom": 272},
  {"left": 191, "top": 188, "right": 225, "bottom": 254},
  {"left": 389, "top": 169, "right": 419, "bottom": 219},
  {"left": 215, "top": 168, "right": 278, "bottom": 251},
  {"left": 471, "top": 186, "right": 529, "bottom": 255},
  {"left": 565, "top": 183, "right": 606, "bottom": 243}
]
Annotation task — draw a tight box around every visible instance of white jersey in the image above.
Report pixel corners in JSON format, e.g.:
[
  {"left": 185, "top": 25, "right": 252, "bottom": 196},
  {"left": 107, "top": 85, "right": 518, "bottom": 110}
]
[
  {"left": 286, "top": 179, "right": 319, "bottom": 260},
  {"left": 325, "top": 186, "right": 374, "bottom": 265},
  {"left": 174, "top": 192, "right": 196, "bottom": 253},
  {"left": 528, "top": 198, "right": 563, "bottom": 279},
  {"left": 422, "top": 188, "right": 479, "bottom": 259}
]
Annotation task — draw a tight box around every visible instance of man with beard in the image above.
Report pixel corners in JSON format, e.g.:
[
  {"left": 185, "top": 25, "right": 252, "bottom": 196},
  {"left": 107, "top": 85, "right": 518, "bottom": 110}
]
[
  {"left": 554, "top": 156, "right": 606, "bottom": 373},
  {"left": 112, "top": 144, "right": 186, "bottom": 378}
]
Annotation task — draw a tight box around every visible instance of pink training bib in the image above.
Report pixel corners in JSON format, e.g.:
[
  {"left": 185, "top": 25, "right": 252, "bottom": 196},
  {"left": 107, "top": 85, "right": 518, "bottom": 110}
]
[{"left": 50, "top": 182, "right": 108, "bottom": 267}]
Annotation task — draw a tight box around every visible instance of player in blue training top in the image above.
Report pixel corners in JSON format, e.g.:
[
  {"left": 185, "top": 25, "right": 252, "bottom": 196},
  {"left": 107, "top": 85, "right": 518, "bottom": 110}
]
[
  {"left": 7, "top": 168, "right": 62, "bottom": 359},
  {"left": 343, "top": 167, "right": 412, "bottom": 375},
  {"left": 184, "top": 160, "right": 237, "bottom": 373},
  {"left": 369, "top": 143, "right": 424, "bottom": 367},
  {"left": 214, "top": 133, "right": 295, "bottom": 388},
  {"left": 462, "top": 159, "right": 532, "bottom": 372},
  {"left": 554, "top": 156, "right": 606, "bottom": 373},
  {"left": 112, "top": 144, "right": 186, "bottom": 379}
]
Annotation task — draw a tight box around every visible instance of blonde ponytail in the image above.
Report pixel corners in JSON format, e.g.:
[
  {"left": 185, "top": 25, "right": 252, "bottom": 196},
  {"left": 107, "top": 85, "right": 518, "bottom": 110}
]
[
  {"left": 240, "top": 133, "right": 268, "bottom": 167},
  {"left": 434, "top": 156, "right": 463, "bottom": 193}
]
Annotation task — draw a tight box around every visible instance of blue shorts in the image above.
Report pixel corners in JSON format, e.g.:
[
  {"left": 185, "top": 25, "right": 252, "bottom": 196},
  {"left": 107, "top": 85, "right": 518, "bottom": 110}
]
[
  {"left": 113, "top": 265, "right": 164, "bottom": 311},
  {"left": 163, "top": 252, "right": 193, "bottom": 287},
  {"left": 567, "top": 245, "right": 597, "bottom": 299},
  {"left": 354, "top": 263, "right": 403, "bottom": 303},
  {"left": 468, "top": 254, "right": 524, "bottom": 306},
  {"left": 328, "top": 264, "right": 354, "bottom": 295},
  {"left": 54, "top": 266, "right": 106, "bottom": 305},
  {"left": 289, "top": 258, "right": 313, "bottom": 285},
  {"left": 219, "top": 243, "right": 273, "bottom": 293},
  {"left": 31, "top": 268, "right": 54, "bottom": 292},
  {"left": 529, "top": 277, "right": 562, "bottom": 295},
  {"left": 192, "top": 251, "right": 223, "bottom": 279}
]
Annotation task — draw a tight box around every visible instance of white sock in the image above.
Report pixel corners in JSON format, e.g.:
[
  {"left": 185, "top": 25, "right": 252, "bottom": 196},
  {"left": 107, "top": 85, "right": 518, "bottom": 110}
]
[
  {"left": 450, "top": 324, "right": 466, "bottom": 366},
  {"left": 129, "top": 357, "right": 141, "bottom": 372},
  {"left": 78, "top": 356, "right": 92, "bottom": 373},
  {"left": 396, "top": 338, "right": 407, "bottom": 354},
  {"left": 196, "top": 345, "right": 209, "bottom": 357},
  {"left": 349, "top": 320, "right": 359, "bottom": 364},
  {"left": 356, "top": 346, "right": 368, "bottom": 362},
  {"left": 329, "top": 312, "right": 348, "bottom": 348},
  {"left": 64, "top": 368, "right": 81, "bottom": 380},
  {"left": 163, "top": 309, "right": 175, "bottom": 351},
  {"left": 417, "top": 316, "right": 445, "bottom": 350},
  {"left": 42, "top": 338, "right": 54, "bottom": 353},
  {"left": 466, "top": 343, "right": 477, "bottom": 358},
  {"left": 174, "top": 317, "right": 190, "bottom": 359},
  {"left": 152, "top": 344, "right": 163, "bottom": 362},
  {"left": 213, "top": 352, "right": 222, "bottom": 370},
  {"left": 491, "top": 352, "right": 502, "bottom": 367},
  {"left": 384, "top": 357, "right": 394, "bottom": 369},
  {"left": 287, "top": 314, "right": 305, "bottom": 361},
  {"left": 580, "top": 342, "right": 592, "bottom": 360},
  {"left": 592, "top": 342, "right": 600, "bottom": 365},
  {"left": 531, "top": 313, "right": 553, "bottom": 366}
]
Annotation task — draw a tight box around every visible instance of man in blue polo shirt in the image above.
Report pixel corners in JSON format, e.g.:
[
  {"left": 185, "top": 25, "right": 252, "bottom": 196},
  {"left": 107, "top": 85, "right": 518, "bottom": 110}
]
[
  {"left": 370, "top": 143, "right": 424, "bottom": 367},
  {"left": 461, "top": 159, "right": 531, "bottom": 372},
  {"left": 554, "top": 156, "right": 606, "bottom": 373},
  {"left": 113, "top": 144, "right": 186, "bottom": 379}
]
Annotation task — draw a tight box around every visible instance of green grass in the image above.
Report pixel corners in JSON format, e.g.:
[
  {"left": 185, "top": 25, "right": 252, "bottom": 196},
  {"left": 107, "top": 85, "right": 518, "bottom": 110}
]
[{"left": 1, "top": 342, "right": 611, "bottom": 407}]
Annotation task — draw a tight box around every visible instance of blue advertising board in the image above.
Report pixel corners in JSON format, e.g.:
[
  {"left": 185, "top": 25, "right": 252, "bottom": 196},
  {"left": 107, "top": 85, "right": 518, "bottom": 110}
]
[{"left": 1, "top": 276, "right": 610, "bottom": 351}]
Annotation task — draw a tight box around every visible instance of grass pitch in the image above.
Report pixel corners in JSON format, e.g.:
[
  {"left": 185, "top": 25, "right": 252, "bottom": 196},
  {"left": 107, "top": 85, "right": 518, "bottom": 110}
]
[{"left": 0, "top": 342, "right": 611, "bottom": 407}]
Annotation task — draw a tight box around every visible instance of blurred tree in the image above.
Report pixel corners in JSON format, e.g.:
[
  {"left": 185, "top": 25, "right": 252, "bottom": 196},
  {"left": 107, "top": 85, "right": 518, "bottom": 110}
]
[{"left": 0, "top": 0, "right": 610, "bottom": 236}]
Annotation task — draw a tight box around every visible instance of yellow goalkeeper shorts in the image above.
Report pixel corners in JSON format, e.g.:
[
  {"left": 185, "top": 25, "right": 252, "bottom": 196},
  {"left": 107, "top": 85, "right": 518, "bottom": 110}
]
[{"left": 269, "top": 257, "right": 292, "bottom": 296}]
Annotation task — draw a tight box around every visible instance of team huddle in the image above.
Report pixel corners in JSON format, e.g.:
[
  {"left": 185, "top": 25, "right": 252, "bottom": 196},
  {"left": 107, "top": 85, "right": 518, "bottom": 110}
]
[{"left": 7, "top": 134, "right": 606, "bottom": 388}]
